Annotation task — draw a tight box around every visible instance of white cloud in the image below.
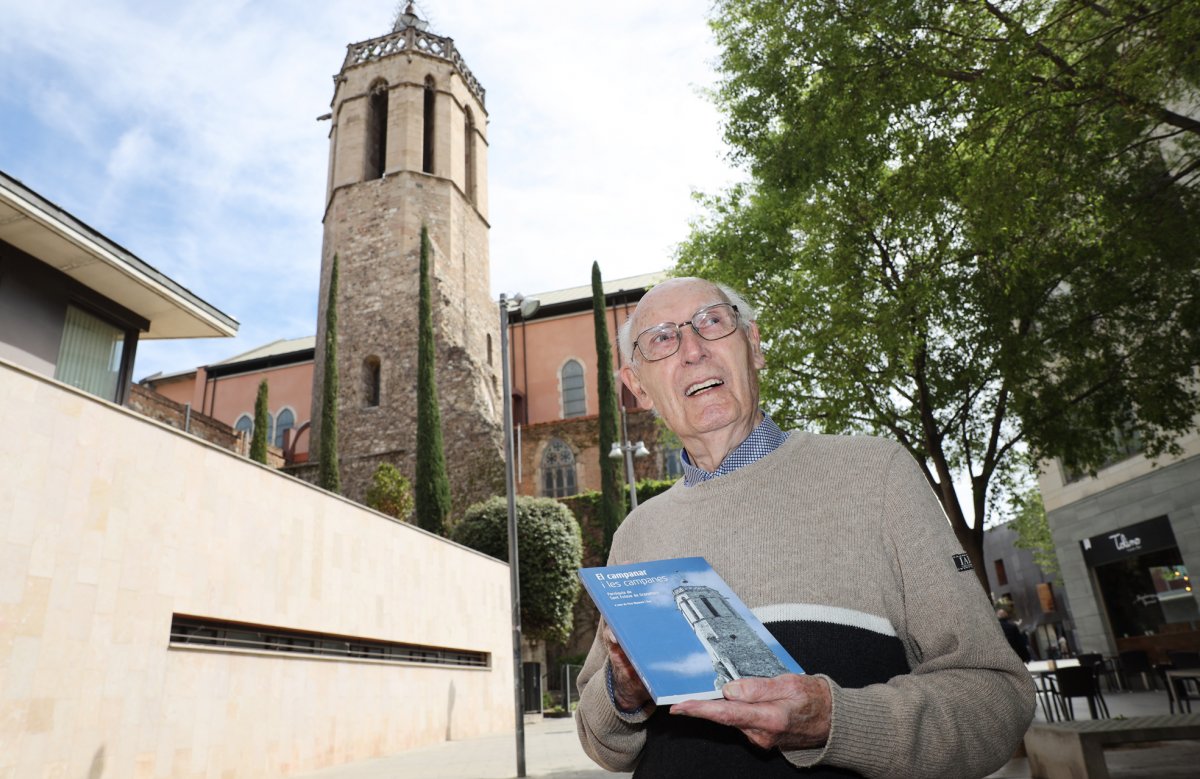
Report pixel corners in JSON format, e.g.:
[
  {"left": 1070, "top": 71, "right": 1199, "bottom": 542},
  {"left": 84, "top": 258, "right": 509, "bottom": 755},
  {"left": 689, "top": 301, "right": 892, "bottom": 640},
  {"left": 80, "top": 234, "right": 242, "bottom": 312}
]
[{"left": 648, "top": 651, "right": 715, "bottom": 678}]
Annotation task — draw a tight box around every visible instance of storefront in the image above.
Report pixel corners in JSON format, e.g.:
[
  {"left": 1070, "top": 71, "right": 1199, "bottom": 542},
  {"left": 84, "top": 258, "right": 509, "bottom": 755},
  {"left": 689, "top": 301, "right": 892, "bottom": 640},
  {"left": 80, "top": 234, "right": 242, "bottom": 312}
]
[{"left": 1082, "top": 516, "right": 1200, "bottom": 662}]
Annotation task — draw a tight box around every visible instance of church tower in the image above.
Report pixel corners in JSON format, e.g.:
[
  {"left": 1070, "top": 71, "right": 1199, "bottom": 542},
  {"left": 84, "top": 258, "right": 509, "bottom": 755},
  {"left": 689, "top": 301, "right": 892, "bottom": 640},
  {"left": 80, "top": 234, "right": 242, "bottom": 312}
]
[{"left": 312, "top": 4, "right": 503, "bottom": 511}]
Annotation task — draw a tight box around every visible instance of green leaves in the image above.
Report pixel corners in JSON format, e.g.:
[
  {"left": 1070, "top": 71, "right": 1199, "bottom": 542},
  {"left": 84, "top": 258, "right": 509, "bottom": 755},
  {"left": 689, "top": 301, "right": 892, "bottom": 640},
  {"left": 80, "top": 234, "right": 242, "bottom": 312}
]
[
  {"left": 452, "top": 496, "right": 583, "bottom": 644},
  {"left": 591, "top": 261, "right": 626, "bottom": 554},
  {"left": 683, "top": 0, "right": 1200, "bottom": 580},
  {"left": 415, "top": 224, "right": 452, "bottom": 535},
  {"left": 249, "top": 379, "right": 270, "bottom": 464}
]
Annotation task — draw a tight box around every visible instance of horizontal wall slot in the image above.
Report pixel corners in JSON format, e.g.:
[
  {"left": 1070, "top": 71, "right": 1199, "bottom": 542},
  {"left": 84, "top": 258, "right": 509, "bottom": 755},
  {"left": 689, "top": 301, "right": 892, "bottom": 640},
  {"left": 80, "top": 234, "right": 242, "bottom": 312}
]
[{"left": 169, "top": 614, "right": 489, "bottom": 669}]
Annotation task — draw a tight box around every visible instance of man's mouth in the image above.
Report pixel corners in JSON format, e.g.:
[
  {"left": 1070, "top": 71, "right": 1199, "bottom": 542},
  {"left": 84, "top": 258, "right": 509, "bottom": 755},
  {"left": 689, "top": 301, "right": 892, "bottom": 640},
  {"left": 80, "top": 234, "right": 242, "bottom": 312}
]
[{"left": 685, "top": 379, "right": 724, "bottom": 397}]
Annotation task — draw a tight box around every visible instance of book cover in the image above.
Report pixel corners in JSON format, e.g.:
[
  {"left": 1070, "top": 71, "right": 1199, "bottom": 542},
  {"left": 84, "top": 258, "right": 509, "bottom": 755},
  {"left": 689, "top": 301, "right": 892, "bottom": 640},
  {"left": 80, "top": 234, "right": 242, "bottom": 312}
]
[{"left": 578, "top": 556, "right": 804, "bottom": 705}]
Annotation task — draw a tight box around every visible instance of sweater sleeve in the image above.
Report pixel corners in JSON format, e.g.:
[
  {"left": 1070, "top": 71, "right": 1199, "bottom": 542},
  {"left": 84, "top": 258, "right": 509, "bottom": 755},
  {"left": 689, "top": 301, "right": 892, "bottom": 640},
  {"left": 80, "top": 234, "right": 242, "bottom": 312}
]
[
  {"left": 784, "top": 447, "right": 1036, "bottom": 778},
  {"left": 573, "top": 615, "right": 653, "bottom": 771}
]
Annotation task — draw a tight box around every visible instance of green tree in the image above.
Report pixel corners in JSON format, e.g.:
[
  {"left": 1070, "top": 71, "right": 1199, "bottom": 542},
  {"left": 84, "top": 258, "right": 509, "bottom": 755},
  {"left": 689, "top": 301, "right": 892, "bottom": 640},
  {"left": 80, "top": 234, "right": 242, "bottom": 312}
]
[
  {"left": 591, "top": 261, "right": 626, "bottom": 554},
  {"left": 680, "top": 0, "right": 1200, "bottom": 591},
  {"left": 318, "top": 253, "right": 341, "bottom": 493},
  {"left": 452, "top": 496, "right": 582, "bottom": 644},
  {"left": 366, "top": 462, "right": 415, "bottom": 521},
  {"left": 1010, "top": 490, "right": 1059, "bottom": 582},
  {"left": 415, "top": 224, "right": 452, "bottom": 535},
  {"left": 249, "top": 379, "right": 270, "bottom": 464}
]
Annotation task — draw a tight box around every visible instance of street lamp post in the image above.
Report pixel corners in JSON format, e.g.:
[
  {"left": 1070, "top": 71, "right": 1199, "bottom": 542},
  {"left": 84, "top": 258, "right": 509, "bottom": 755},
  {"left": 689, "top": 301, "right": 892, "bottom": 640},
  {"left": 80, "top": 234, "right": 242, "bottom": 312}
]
[
  {"left": 498, "top": 292, "right": 525, "bottom": 778},
  {"left": 499, "top": 292, "right": 538, "bottom": 778},
  {"left": 609, "top": 439, "right": 650, "bottom": 509}
]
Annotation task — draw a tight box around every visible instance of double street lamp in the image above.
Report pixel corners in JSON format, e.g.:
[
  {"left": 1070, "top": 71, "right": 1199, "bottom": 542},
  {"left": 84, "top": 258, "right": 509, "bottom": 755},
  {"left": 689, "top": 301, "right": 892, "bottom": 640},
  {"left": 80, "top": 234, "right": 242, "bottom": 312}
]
[{"left": 609, "top": 439, "right": 650, "bottom": 509}]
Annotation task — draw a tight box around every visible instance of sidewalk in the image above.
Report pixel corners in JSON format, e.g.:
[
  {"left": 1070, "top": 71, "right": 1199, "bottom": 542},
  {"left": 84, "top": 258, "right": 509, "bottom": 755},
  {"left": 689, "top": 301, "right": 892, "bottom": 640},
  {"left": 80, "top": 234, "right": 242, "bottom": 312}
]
[
  {"left": 292, "top": 691, "right": 1200, "bottom": 779},
  {"left": 292, "top": 716, "right": 628, "bottom": 779}
]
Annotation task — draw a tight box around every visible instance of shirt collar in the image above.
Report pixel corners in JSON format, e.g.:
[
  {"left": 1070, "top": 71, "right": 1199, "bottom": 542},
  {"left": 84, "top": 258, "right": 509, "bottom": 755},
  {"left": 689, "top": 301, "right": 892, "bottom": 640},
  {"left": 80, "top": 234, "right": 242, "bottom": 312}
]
[{"left": 679, "top": 413, "right": 789, "bottom": 487}]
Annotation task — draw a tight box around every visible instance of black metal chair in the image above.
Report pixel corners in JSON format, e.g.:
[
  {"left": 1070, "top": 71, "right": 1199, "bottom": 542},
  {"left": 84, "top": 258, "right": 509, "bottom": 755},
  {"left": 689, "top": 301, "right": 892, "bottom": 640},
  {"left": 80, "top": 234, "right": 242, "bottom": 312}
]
[
  {"left": 1118, "top": 649, "right": 1157, "bottom": 691},
  {"left": 1076, "top": 652, "right": 1119, "bottom": 693},
  {"left": 1054, "top": 665, "right": 1110, "bottom": 720},
  {"left": 1165, "top": 651, "right": 1200, "bottom": 713}
]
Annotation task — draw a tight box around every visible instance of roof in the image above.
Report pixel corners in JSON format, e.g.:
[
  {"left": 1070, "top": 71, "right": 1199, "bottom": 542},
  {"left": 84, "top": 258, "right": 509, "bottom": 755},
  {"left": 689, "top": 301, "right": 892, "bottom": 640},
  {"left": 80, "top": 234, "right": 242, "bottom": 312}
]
[
  {"left": 521, "top": 270, "right": 668, "bottom": 319},
  {"left": 0, "top": 171, "right": 238, "bottom": 340},
  {"left": 139, "top": 336, "right": 315, "bottom": 384},
  {"left": 208, "top": 336, "right": 316, "bottom": 366}
]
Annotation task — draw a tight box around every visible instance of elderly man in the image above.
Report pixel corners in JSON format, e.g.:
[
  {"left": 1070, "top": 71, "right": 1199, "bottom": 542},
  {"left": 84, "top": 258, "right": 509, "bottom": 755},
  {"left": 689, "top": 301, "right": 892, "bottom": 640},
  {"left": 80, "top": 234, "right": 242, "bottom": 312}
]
[{"left": 574, "top": 277, "right": 1034, "bottom": 778}]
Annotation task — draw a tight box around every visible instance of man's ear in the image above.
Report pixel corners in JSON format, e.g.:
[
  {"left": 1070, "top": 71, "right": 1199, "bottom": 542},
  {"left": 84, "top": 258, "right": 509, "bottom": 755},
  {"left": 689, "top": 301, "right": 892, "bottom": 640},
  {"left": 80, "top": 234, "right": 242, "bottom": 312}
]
[
  {"left": 747, "top": 322, "right": 766, "bottom": 370},
  {"left": 620, "top": 364, "right": 652, "bottom": 410}
]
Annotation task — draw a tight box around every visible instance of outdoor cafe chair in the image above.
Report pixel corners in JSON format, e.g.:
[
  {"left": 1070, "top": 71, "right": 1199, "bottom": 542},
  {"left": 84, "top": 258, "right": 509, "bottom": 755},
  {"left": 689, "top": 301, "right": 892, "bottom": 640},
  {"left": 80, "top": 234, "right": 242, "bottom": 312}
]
[{"left": 1054, "top": 664, "right": 1110, "bottom": 720}]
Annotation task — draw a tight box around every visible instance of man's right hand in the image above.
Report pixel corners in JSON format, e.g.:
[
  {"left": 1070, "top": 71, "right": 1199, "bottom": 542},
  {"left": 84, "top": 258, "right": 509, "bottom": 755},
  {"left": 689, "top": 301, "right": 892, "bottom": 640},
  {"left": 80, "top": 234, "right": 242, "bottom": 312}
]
[{"left": 605, "top": 627, "right": 652, "bottom": 713}]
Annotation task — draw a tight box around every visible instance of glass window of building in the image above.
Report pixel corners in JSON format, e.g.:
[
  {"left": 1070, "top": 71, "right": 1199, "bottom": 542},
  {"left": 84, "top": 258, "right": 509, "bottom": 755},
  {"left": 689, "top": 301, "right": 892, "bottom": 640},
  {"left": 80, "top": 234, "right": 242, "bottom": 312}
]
[
  {"left": 561, "top": 360, "right": 586, "bottom": 418},
  {"left": 54, "top": 305, "right": 126, "bottom": 402},
  {"left": 274, "top": 408, "right": 295, "bottom": 448},
  {"left": 541, "top": 438, "right": 577, "bottom": 498}
]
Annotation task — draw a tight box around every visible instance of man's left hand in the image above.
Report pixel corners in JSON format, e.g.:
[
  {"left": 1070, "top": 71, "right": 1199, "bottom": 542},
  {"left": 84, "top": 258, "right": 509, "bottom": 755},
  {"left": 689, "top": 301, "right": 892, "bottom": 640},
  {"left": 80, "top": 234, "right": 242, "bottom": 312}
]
[{"left": 669, "top": 674, "right": 832, "bottom": 751}]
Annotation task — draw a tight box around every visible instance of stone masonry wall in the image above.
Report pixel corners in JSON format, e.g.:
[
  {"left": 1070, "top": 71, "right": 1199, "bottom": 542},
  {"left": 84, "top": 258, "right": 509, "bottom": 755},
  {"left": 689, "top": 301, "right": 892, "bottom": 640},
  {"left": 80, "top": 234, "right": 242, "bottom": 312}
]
[{"left": 312, "top": 41, "right": 501, "bottom": 519}]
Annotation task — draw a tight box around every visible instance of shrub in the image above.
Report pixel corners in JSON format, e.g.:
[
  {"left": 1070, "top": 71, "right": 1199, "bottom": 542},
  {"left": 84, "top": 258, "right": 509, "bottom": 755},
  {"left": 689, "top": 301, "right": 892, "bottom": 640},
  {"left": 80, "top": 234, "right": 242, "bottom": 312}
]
[{"left": 452, "top": 496, "right": 582, "bottom": 643}]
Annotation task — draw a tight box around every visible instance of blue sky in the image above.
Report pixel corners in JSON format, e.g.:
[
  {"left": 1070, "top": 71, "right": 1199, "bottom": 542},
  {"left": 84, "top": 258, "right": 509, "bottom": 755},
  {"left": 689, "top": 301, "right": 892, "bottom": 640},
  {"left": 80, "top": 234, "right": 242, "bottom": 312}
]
[{"left": 0, "top": 1, "right": 739, "bottom": 379}]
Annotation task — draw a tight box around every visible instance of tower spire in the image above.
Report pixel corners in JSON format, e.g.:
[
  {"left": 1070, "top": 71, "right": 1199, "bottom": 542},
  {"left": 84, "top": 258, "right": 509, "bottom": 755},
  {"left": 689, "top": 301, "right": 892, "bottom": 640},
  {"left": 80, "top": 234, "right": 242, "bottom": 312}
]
[{"left": 394, "top": 1, "right": 428, "bottom": 32}]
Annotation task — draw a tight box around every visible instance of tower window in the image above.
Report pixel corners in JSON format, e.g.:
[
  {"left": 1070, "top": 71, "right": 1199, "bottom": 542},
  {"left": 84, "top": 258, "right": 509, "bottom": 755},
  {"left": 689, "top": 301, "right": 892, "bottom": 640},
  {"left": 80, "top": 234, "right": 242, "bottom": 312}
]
[
  {"left": 561, "top": 359, "right": 585, "bottom": 418},
  {"left": 464, "top": 107, "right": 476, "bottom": 203},
  {"left": 423, "top": 76, "right": 436, "bottom": 174},
  {"left": 541, "top": 439, "right": 578, "bottom": 498},
  {"left": 487, "top": 333, "right": 493, "bottom": 366},
  {"left": 363, "top": 356, "right": 381, "bottom": 407},
  {"left": 365, "top": 80, "right": 389, "bottom": 180}
]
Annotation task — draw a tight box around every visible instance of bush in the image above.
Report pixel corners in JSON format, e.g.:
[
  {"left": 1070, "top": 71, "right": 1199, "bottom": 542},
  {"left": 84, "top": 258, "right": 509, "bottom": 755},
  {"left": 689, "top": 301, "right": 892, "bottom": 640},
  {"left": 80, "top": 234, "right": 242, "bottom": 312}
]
[
  {"left": 452, "top": 496, "right": 582, "bottom": 643},
  {"left": 365, "top": 462, "right": 414, "bottom": 521}
]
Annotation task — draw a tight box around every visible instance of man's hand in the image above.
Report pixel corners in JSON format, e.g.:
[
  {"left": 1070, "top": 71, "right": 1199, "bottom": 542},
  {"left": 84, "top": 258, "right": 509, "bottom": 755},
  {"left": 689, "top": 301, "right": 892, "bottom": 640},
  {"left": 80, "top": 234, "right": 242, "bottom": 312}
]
[
  {"left": 670, "top": 674, "right": 832, "bottom": 751},
  {"left": 605, "top": 628, "right": 653, "bottom": 713}
]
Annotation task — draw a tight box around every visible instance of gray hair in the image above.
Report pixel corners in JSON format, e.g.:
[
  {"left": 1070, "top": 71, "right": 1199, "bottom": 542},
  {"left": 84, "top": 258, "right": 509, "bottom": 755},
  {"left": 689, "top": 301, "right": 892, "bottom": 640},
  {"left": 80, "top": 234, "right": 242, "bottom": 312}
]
[{"left": 618, "top": 278, "right": 757, "bottom": 364}]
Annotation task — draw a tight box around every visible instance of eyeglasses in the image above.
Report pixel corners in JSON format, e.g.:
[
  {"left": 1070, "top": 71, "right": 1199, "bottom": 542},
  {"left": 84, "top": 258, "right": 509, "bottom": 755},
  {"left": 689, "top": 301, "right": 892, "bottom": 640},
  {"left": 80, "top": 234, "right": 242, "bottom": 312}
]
[{"left": 633, "top": 303, "right": 741, "bottom": 362}]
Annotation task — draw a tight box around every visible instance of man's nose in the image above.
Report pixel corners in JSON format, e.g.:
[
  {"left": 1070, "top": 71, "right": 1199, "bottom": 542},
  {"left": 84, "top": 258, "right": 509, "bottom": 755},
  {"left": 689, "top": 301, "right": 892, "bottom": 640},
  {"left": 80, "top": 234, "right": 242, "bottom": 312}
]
[{"left": 677, "top": 325, "right": 709, "bottom": 362}]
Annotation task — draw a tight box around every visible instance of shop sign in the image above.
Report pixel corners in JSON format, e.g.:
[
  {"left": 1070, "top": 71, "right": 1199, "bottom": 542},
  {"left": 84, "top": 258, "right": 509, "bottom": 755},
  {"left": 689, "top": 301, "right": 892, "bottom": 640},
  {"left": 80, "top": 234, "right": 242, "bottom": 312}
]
[{"left": 1080, "top": 515, "right": 1175, "bottom": 567}]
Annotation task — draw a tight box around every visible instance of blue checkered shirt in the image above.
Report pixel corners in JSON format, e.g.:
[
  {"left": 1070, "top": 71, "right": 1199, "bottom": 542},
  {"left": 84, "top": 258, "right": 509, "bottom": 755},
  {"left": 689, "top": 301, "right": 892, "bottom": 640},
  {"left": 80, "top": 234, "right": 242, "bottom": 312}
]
[{"left": 679, "top": 413, "right": 789, "bottom": 486}]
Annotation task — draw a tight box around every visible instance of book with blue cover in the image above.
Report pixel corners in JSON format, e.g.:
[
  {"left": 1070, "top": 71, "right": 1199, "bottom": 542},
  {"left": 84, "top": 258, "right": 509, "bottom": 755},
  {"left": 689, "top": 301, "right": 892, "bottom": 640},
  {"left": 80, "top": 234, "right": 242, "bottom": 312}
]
[{"left": 578, "top": 556, "right": 804, "bottom": 705}]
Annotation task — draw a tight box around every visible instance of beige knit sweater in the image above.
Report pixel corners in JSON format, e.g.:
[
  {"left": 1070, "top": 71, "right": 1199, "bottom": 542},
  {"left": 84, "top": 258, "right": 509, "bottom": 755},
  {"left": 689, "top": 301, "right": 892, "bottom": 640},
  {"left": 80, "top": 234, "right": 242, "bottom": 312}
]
[{"left": 575, "top": 432, "right": 1035, "bottom": 778}]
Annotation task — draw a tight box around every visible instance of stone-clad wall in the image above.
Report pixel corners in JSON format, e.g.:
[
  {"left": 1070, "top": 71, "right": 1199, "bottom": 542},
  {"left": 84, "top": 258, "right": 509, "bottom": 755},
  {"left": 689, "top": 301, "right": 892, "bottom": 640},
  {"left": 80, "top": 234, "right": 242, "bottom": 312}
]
[{"left": 0, "top": 360, "right": 512, "bottom": 779}]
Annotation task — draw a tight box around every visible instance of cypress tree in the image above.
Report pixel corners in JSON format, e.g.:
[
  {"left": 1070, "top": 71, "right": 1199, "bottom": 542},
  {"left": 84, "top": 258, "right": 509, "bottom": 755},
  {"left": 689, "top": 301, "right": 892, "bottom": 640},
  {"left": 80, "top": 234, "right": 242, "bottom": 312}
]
[
  {"left": 414, "top": 225, "right": 452, "bottom": 534},
  {"left": 591, "top": 261, "right": 626, "bottom": 553},
  {"left": 250, "top": 379, "right": 270, "bottom": 464},
  {"left": 318, "top": 254, "right": 341, "bottom": 493}
]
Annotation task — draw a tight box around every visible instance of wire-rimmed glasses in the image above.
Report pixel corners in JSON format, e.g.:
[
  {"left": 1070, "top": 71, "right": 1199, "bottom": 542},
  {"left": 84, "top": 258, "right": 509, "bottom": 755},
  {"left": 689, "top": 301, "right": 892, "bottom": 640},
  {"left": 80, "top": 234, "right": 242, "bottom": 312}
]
[{"left": 632, "top": 303, "right": 741, "bottom": 362}]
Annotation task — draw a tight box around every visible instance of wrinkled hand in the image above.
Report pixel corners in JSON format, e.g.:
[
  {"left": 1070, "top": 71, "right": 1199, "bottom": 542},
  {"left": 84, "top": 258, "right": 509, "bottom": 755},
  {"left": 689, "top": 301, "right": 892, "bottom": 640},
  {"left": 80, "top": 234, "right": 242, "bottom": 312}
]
[
  {"left": 670, "top": 674, "right": 831, "bottom": 751},
  {"left": 605, "top": 628, "right": 653, "bottom": 713}
]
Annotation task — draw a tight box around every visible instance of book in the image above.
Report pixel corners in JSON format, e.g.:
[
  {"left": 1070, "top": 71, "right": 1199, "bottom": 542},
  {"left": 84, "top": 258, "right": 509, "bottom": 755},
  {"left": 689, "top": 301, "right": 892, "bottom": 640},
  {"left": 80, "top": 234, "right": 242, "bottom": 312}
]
[{"left": 578, "top": 556, "right": 804, "bottom": 705}]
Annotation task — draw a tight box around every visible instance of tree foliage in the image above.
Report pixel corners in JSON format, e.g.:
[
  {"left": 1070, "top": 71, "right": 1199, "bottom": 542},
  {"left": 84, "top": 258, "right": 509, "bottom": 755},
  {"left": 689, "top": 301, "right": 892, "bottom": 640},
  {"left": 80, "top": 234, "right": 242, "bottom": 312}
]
[
  {"left": 415, "top": 224, "right": 452, "bottom": 535},
  {"left": 318, "top": 253, "right": 341, "bottom": 493},
  {"left": 250, "top": 379, "right": 270, "bottom": 464},
  {"left": 452, "top": 496, "right": 583, "bottom": 644},
  {"left": 591, "top": 261, "right": 627, "bottom": 554},
  {"left": 680, "top": 0, "right": 1200, "bottom": 589},
  {"left": 1010, "top": 490, "right": 1059, "bottom": 581},
  {"left": 366, "top": 462, "right": 415, "bottom": 521}
]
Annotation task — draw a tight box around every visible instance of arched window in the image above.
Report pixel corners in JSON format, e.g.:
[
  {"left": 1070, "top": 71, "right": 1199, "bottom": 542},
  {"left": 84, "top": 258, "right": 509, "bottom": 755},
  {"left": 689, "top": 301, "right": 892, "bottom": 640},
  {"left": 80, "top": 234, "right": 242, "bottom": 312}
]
[
  {"left": 423, "top": 75, "right": 436, "bottom": 174},
  {"left": 365, "top": 79, "right": 388, "bottom": 180},
  {"left": 541, "top": 439, "right": 577, "bottom": 498},
  {"left": 234, "top": 414, "right": 254, "bottom": 437},
  {"left": 464, "top": 107, "right": 476, "bottom": 203},
  {"left": 274, "top": 408, "right": 296, "bottom": 448},
  {"left": 363, "top": 355, "right": 381, "bottom": 407},
  {"left": 561, "top": 359, "right": 586, "bottom": 418}
]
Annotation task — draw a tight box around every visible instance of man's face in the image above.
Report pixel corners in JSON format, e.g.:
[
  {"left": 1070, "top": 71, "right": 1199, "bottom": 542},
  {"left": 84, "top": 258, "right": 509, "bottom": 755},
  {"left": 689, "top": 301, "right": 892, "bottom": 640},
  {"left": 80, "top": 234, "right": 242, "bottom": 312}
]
[{"left": 621, "top": 279, "right": 765, "bottom": 448}]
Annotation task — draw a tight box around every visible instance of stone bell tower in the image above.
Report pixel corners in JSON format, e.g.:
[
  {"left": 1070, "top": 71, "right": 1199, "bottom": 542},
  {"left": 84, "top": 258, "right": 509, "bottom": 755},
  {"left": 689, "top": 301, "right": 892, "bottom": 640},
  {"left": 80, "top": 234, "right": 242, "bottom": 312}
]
[{"left": 312, "top": 4, "right": 504, "bottom": 512}]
